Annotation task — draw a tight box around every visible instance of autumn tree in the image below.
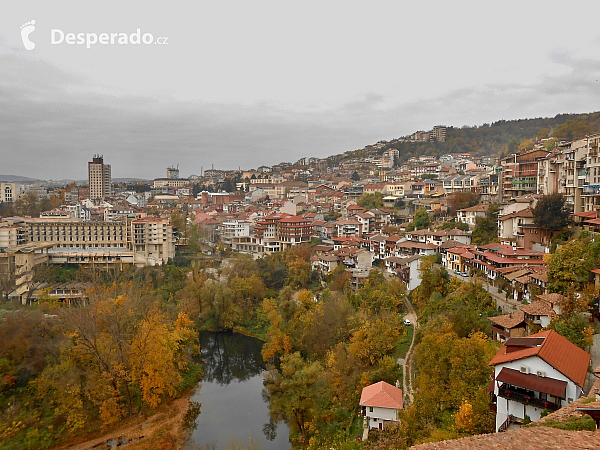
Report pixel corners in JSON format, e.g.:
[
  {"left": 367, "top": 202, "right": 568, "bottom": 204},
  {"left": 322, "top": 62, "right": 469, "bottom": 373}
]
[
  {"left": 553, "top": 120, "right": 594, "bottom": 140},
  {"left": 34, "top": 285, "right": 197, "bottom": 428},
  {"left": 413, "top": 324, "right": 496, "bottom": 436},
  {"left": 347, "top": 317, "right": 402, "bottom": 366},
  {"left": 448, "top": 192, "right": 480, "bottom": 216}
]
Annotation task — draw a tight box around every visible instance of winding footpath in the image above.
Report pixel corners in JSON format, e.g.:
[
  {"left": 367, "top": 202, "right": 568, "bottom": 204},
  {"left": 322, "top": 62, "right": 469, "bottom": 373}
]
[{"left": 401, "top": 297, "right": 418, "bottom": 407}]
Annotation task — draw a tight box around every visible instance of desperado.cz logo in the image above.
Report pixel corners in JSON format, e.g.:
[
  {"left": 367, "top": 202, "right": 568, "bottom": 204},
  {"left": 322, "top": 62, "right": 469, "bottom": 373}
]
[
  {"left": 52, "top": 28, "right": 168, "bottom": 48},
  {"left": 19, "top": 20, "right": 168, "bottom": 50}
]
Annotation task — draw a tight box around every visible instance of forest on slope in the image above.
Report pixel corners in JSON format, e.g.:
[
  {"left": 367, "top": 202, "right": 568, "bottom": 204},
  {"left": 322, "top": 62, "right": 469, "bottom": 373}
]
[{"left": 378, "top": 111, "right": 600, "bottom": 161}]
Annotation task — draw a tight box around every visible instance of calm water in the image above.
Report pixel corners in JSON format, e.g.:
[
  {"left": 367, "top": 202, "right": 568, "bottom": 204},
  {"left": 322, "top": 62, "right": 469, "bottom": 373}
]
[{"left": 188, "top": 332, "right": 291, "bottom": 450}]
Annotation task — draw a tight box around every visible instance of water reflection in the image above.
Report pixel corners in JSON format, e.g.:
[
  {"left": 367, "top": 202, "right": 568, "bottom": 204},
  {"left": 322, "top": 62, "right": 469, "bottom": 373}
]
[
  {"left": 200, "top": 331, "right": 264, "bottom": 384},
  {"left": 189, "top": 332, "right": 290, "bottom": 450}
]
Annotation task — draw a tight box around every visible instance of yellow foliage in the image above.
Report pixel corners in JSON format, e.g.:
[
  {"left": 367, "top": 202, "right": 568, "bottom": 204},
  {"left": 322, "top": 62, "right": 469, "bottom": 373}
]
[{"left": 455, "top": 399, "right": 474, "bottom": 433}]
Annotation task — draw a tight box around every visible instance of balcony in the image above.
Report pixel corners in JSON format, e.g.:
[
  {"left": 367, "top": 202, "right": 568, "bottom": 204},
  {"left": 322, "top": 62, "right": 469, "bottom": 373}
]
[
  {"left": 583, "top": 185, "right": 600, "bottom": 196},
  {"left": 497, "top": 384, "right": 560, "bottom": 411}
]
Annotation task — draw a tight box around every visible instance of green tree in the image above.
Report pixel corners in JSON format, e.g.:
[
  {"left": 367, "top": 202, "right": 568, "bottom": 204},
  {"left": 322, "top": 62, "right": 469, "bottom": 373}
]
[
  {"left": 547, "top": 238, "right": 593, "bottom": 293},
  {"left": 471, "top": 204, "right": 499, "bottom": 245},
  {"left": 351, "top": 171, "right": 360, "bottom": 181},
  {"left": 533, "top": 194, "right": 570, "bottom": 234},
  {"left": 263, "top": 352, "right": 325, "bottom": 442},
  {"left": 358, "top": 192, "right": 383, "bottom": 209},
  {"left": 547, "top": 315, "right": 595, "bottom": 349},
  {"left": 414, "top": 207, "right": 430, "bottom": 230}
]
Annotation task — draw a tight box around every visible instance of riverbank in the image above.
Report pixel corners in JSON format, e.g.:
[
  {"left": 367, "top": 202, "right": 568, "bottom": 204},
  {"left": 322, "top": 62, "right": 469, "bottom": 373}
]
[{"left": 55, "top": 391, "right": 197, "bottom": 450}]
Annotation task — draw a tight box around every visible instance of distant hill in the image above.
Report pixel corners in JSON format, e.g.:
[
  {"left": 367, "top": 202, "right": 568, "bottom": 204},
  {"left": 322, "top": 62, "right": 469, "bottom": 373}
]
[
  {"left": 112, "top": 178, "right": 149, "bottom": 183},
  {"left": 334, "top": 111, "right": 600, "bottom": 165},
  {"left": 0, "top": 174, "right": 40, "bottom": 182}
]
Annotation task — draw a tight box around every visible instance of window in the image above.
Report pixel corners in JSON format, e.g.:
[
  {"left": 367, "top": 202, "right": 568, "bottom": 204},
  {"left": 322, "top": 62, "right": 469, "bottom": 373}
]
[{"left": 369, "top": 407, "right": 373, "bottom": 413}]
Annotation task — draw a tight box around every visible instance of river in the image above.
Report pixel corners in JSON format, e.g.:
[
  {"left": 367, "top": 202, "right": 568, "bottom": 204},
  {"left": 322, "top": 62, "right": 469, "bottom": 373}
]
[{"left": 187, "top": 331, "right": 291, "bottom": 450}]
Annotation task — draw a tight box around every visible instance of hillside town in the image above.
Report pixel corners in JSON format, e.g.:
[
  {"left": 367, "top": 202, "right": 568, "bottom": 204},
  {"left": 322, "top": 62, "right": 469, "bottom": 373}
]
[{"left": 4, "top": 129, "right": 600, "bottom": 447}]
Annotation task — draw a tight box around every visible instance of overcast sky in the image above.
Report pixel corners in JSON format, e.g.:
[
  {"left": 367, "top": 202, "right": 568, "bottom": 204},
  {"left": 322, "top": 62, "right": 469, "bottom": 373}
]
[{"left": 2, "top": 1, "right": 600, "bottom": 180}]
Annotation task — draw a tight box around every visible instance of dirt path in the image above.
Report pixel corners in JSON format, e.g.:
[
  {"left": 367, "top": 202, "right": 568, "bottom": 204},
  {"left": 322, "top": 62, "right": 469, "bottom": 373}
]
[
  {"left": 401, "top": 297, "right": 418, "bottom": 407},
  {"left": 56, "top": 393, "right": 195, "bottom": 450}
]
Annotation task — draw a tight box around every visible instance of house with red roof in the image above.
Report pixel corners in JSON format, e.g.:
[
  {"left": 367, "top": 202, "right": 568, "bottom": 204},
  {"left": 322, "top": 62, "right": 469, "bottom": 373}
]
[
  {"left": 360, "top": 381, "right": 403, "bottom": 431},
  {"left": 489, "top": 330, "right": 590, "bottom": 432}
]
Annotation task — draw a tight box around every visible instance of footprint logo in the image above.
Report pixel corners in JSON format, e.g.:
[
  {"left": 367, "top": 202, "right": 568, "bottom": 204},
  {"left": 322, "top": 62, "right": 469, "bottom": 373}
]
[{"left": 20, "top": 20, "right": 36, "bottom": 50}]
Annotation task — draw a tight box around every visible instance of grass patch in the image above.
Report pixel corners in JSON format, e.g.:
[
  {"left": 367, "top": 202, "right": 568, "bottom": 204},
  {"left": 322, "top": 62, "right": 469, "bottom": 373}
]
[
  {"left": 531, "top": 415, "right": 596, "bottom": 431},
  {"left": 580, "top": 397, "right": 597, "bottom": 404},
  {"left": 395, "top": 325, "right": 414, "bottom": 360},
  {"left": 236, "top": 308, "right": 270, "bottom": 341},
  {"left": 179, "top": 361, "right": 203, "bottom": 391}
]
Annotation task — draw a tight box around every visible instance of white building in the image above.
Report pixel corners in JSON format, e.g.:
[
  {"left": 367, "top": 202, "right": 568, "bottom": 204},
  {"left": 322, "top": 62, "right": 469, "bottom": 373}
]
[
  {"left": 1, "top": 182, "right": 25, "bottom": 204},
  {"left": 384, "top": 255, "right": 421, "bottom": 291},
  {"left": 489, "top": 330, "right": 590, "bottom": 432},
  {"left": 360, "top": 381, "right": 403, "bottom": 431}
]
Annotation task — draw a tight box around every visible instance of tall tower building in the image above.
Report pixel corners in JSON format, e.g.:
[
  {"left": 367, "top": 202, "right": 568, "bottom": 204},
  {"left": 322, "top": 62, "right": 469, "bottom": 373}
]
[
  {"left": 88, "top": 155, "right": 112, "bottom": 200},
  {"left": 166, "top": 166, "right": 180, "bottom": 179}
]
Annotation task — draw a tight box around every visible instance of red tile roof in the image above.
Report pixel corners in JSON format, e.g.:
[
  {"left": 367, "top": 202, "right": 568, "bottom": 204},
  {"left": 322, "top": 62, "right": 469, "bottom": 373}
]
[
  {"left": 410, "top": 426, "right": 600, "bottom": 449},
  {"left": 488, "top": 312, "right": 525, "bottom": 329},
  {"left": 521, "top": 300, "right": 556, "bottom": 317},
  {"left": 360, "top": 381, "right": 403, "bottom": 409},
  {"left": 488, "top": 330, "right": 590, "bottom": 388}
]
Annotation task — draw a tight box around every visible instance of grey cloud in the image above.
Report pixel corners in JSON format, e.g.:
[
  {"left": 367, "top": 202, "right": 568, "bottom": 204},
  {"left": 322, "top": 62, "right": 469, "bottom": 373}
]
[{"left": 3, "top": 49, "right": 600, "bottom": 180}]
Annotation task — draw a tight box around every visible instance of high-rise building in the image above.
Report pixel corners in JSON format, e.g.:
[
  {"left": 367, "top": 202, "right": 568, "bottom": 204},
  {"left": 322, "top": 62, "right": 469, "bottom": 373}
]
[
  {"left": 166, "top": 166, "right": 180, "bottom": 179},
  {"left": 88, "top": 155, "right": 111, "bottom": 199}
]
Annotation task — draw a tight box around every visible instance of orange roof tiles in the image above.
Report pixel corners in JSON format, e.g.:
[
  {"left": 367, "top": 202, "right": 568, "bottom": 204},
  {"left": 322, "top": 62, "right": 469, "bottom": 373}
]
[
  {"left": 359, "top": 381, "right": 403, "bottom": 409},
  {"left": 410, "top": 426, "right": 600, "bottom": 449},
  {"left": 488, "top": 312, "right": 525, "bottom": 329},
  {"left": 521, "top": 300, "right": 556, "bottom": 317}
]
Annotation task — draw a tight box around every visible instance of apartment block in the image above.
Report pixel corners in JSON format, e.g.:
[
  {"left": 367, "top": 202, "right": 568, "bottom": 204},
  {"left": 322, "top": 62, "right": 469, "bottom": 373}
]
[
  {"left": 88, "top": 155, "right": 112, "bottom": 200},
  {"left": 500, "top": 149, "right": 549, "bottom": 201}
]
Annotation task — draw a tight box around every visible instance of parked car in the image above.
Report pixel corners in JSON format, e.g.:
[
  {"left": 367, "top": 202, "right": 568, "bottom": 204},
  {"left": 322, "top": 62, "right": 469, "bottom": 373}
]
[{"left": 403, "top": 318, "right": 411, "bottom": 326}]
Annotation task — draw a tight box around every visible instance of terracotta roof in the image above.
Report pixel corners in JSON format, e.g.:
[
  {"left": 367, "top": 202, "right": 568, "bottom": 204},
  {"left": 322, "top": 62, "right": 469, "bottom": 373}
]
[
  {"left": 498, "top": 208, "right": 535, "bottom": 221},
  {"left": 503, "top": 268, "right": 533, "bottom": 281},
  {"left": 571, "top": 210, "right": 597, "bottom": 218},
  {"left": 410, "top": 426, "right": 600, "bottom": 449},
  {"left": 457, "top": 204, "right": 489, "bottom": 212},
  {"left": 488, "top": 330, "right": 590, "bottom": 388},
  {"left": 521, "top": 300, "right": 556, "bottom": 317},
  {"left": 529, "top": 271, "right": 548, "bottom": 283},
  {"left": 537, "top": 293, "right": 567, "bottom": 305},
  {"left": 488, "top": 312, "right": 526, "bottom": 329},
  {"left": 360, "top": 381, "right": 403, "bottom": 409},
  {"left": 496, "top": 266, "right": 525, "bottom": 275},
  {"left": 396, "top": 241, "right": 438, "bottom": 250}
]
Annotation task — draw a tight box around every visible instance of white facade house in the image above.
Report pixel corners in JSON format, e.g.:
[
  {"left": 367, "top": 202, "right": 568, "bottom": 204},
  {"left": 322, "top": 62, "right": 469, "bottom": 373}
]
[
  {"left": 456, "top": 204, "right": 489, "bottom": 226},
  {"left": 360, "top": 381, "right": 403, "bottom": 431},
  {"left": 489, "top": 331, "right": 590, "bottom": 433},
  {"left": 384, "top": 255, "right": 421, "bottom": 291}
]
